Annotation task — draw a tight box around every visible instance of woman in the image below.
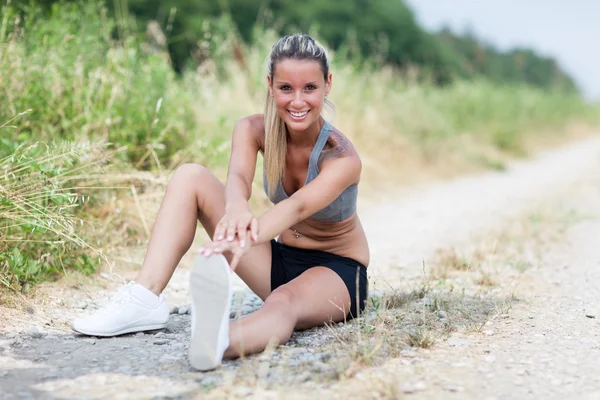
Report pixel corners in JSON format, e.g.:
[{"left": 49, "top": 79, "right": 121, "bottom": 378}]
[{"left": 71, "top": 34, "right": 370, "bottom": 371}]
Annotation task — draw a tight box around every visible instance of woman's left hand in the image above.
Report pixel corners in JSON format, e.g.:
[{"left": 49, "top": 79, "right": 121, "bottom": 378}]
[{"left": 198, "top": 230, "right": 251, "bottom": 271}]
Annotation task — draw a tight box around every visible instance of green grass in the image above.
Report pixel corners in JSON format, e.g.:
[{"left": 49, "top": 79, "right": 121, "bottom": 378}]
[
  {"left": 0, "top": 1, "right": 598, "bottom": 290},
  {"left": 0, "top": 137, "right": 111, "bottom": 292}
]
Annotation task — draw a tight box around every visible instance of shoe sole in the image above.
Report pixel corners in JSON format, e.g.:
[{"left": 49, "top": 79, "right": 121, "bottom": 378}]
[
  {"left": 71, "top": 323, "right": 167, "bottom": 337},
  {"left": 189, "top": 254, "right": 231, "bottom": 371}
]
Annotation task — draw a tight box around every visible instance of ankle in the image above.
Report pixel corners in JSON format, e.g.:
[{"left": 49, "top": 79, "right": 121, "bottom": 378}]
[{"left": 133, "top": 278, "right": 163, "bottom": 296}]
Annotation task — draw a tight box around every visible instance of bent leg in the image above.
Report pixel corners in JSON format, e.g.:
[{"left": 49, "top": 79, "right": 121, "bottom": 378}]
[
  {"left": 134, "top": 163, "right": 272, "bottom": 300},
  {"left": 224, "top": 267, "right": 351, "bottom": 358}
]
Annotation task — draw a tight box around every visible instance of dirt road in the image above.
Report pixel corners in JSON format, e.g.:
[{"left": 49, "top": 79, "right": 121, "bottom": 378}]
[{"left": 1, "top": 137, "right": 600, "bottom": 399}]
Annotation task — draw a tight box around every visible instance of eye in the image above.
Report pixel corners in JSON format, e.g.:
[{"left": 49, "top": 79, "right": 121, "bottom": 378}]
[
  {"left": 279, "top": 85, "right": 291, "bottom": 91},
  {"left": 305, "top": 84, "right": 317, "bottom": 91}
]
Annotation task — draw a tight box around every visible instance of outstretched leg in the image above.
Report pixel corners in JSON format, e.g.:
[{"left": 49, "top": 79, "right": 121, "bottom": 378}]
[{"left": 223, "top": 267, "right": 352, "bottom": 358}]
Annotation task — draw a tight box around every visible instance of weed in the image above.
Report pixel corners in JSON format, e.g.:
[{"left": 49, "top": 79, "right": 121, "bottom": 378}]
[{"left": 405, "top": 328, "right": 436, "bottom": 348}]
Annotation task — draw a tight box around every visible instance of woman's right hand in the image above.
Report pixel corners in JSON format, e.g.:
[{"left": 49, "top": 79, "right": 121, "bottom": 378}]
[{"left": 214, "top": 209, "right": 258, "bottom": 248}]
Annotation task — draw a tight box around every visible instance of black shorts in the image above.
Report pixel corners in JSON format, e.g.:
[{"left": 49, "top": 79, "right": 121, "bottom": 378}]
[{"left": 270, "top": 240, "right": 369, "bottom": 319}]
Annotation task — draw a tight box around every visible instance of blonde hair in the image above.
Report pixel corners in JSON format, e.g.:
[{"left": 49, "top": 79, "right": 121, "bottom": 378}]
[{"left": 264, "top": 34, "right": 331, "bottom": 197}]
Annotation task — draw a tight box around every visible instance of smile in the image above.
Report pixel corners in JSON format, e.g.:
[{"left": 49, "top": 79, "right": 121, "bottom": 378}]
[{"left": 288, "top": 110, "right": 309, "bottom": 120}]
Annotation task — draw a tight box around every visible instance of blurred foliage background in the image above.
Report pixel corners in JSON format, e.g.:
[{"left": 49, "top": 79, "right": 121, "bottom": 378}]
[
  {"left": 1, "top": 0, "right": 598, "bottom": 291},
  {"left": 9, "top": 0, "right": 579, "bottom": 90}
]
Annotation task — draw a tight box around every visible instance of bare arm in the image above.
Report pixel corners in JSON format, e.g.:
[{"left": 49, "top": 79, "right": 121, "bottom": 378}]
[
  {"left": 253, "top": 154, "right": 361, "bottom": 245},
  {"left": 224, "top": 117, "right": 260, "bottom": 211},
  {"left": 213, "top": 116, "right": 262, "bottom": 243}
]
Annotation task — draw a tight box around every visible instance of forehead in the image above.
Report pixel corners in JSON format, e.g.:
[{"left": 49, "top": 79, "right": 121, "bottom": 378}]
[{"left": 272, "top": 59, "right": 324, "bottom": 82}]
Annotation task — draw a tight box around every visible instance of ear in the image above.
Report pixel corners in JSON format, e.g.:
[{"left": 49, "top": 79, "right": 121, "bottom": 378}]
[
  {"left": 267, "top": 75, "right": 274, "bottom": 97},
  {"left": 325, "top": 73, "right": 333, "bottom": 97}
]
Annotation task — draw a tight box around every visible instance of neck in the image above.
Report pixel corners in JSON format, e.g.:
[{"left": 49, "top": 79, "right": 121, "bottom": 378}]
[{"left": 286, "top": 118, "right": 323, "bottom": 147}]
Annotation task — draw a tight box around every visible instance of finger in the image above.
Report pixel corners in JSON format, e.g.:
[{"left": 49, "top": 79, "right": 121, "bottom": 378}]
[
  {"left": 230, "top": 249, "right": 242, "bottom": 271},
  {"left": 250, "top": 217, "right": 259, "bottom": 242},
  {"left": 243, "top": 229, "right": 252, "bottom": 250},
  {"left": 215, "top": 220, "right": 227, "bottom": 241},
  {"left": 237, "top": 222, "right": 248, "bottom": 247},
  {"left": 211, "top": 241, "right": 225, "bottom": 254},
  {"left": 226, "top": 221, "right": 237, "bottom": 242}
]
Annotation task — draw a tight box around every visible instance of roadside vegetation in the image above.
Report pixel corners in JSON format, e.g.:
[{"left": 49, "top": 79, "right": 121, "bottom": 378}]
[{"left": 1, "top": 1, "right": 598, "bottom": 292}]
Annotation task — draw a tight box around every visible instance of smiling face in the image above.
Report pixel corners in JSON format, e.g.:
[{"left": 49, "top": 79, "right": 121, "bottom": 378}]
[{"left": 268, "top": 59, "right": 332, "bottom": 134}]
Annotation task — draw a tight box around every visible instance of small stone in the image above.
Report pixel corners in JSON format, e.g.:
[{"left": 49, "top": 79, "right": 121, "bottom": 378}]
[
  {"left": 27, "top": 327, "right": 44, "bottom": 339},
  {"left": 500, "top": 314, "right": 510, "bottom": 319},
  {"left": 178, "top": 306, "right": 190, "bottom": 315},
  {"left": 400, "top": 381, "right": 427, "bottom": 394},
  {"left": 436, "top": 310, "right": 448, "bottom": 319},
  {"left": 100, "top": 272, "right": 110, "bottom": 280},
  {"left": 77, "top": 302, "right": 88, "bottom": 310},
  {"left": 153, "top": 339, "right": 169, "bottom": 345},
  {"left": 241, "top": 306, "right": 254, "bottom": 316},
  {"left": 154, "top": 332, "right": 166, "bottom": 338},
  {"left": 135, "top": 332, "right": 145, "bottom": 337},
  {"left": 485, "top": 355, "right": 496, "bottom": 363},
  {"left": 84, "top": 339, "right": 97, "bottom": 345},
  {"left": 170, "top": 306, "right": 179, "bottom": 315},
  {"left": 585, "top": 311, "right": 596, "bottom": 319}
]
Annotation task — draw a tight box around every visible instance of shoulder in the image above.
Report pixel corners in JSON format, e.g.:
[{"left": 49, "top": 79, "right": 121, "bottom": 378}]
[
  {"left": 318, "top": 124, "right": 361, "bottom": 169},
  {"left": 233, "top": 114, "right": 266, "bottom": 149},
  {"left": 235, "top": 114, "right": 265, "bottom": 135}
]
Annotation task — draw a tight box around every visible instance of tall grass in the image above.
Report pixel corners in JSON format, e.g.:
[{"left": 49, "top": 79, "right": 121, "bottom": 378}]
[
  {"left": 0, "top": 1, "right": 195, "bottom": 168},
  {"left": 0, "top": 1, "right": 598, "bottom": 289},
  {"left": 0, "top": 131, "right": 112, "bottom": 291}
]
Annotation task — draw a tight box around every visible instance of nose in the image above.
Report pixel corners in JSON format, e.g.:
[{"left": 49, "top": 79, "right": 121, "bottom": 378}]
[{"left": 291, "top": 90, "right": 304, "bottom": 108}]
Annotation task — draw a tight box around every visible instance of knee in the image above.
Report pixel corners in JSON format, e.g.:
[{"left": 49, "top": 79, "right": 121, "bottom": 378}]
[
  {"left": 168, "top": 163, "right": 210, "bottom": 189},
  {"left": 264, "top": 286, "right": 298, "bottom": 324}
]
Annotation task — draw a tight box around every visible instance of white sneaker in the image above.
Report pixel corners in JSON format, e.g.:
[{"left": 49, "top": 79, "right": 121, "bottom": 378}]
[
  {"left": 188, "top": 254, "right": 232, "bottom": 371},
  {"left": 71, "top": 281, "right": 169, "bottom": 337}
]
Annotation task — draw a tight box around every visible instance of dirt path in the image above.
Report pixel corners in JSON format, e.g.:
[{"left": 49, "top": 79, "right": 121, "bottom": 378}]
[{"left": 1, "top": 137, "right": 600, "bottom": 399}]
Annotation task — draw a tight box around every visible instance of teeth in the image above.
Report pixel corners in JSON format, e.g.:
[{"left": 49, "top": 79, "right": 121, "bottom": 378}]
[{"left": 290, "top": 111, "right": 308, "bottom": 118}]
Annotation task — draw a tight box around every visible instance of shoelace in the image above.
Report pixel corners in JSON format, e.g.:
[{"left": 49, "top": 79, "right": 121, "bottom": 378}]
[{"left": 97, "top": 285, "right": 134, "bottom": 314}]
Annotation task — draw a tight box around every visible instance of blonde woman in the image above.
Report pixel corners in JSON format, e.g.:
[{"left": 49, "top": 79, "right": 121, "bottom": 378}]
[{"left": 72, "top": 34, "right": 370, "bottom": 371}]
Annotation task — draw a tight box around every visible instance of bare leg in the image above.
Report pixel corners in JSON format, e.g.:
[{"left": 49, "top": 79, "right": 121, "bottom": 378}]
[
  {"left": 223, "top": 267, "right": 352, "bottom": 358},
  {"left": 134, "top": 164, "right": 272, "bottom": 300}
]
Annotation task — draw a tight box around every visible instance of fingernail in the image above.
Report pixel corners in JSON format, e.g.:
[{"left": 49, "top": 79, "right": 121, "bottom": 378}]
[
  {"left": 217, "top": 235, "right": 223, "bottom": 240},
  {"left": 240, "top": 241, "right": 245, "bottom": 247}
]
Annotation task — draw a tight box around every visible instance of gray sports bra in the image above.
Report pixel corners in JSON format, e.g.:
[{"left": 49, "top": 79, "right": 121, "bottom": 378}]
[{"left": 262, "top": 120, "right": 358, "bottom": 222}]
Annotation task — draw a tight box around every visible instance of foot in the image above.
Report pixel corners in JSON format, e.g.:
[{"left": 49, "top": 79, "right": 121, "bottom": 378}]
[
  {"left": 188, "top": 254, "right": 232, "bottom": 371},
  {"left": 71, "top": 281, "right": 169, "bottom": 337}
]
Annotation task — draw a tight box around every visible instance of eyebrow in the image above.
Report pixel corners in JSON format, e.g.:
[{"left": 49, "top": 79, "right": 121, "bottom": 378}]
[{"left": 274, "top": 81, "right": 319, "bottom": 85}]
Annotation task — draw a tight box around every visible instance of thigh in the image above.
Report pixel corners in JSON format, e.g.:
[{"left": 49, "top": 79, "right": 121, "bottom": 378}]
[
  {"left": 188, "top": 164, "right": 272, "bottom": 300},
  {"left": 274, "top": 267, "right": 352, "bottom": 330}
]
